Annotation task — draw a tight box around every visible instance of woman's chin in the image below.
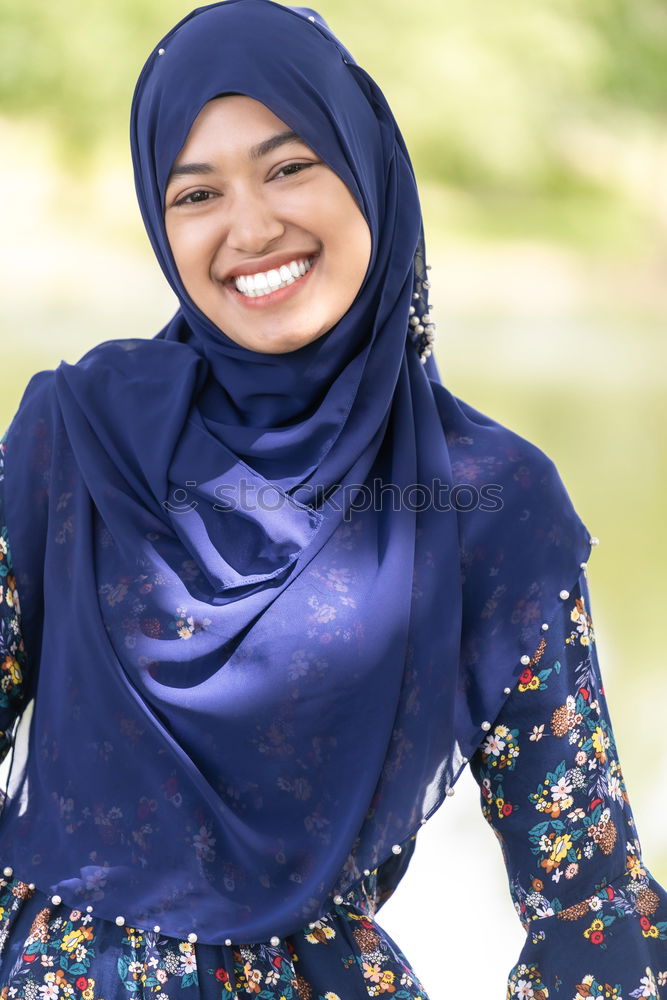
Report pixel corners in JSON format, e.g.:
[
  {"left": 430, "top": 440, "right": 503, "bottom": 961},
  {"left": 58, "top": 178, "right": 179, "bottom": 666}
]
[{"left": 221, "top": 326, "right": 327, "bottom": 354}]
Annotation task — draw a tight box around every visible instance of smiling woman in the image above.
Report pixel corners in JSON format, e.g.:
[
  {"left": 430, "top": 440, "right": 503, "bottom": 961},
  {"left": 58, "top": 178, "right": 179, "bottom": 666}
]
[
  {"left": 0, "top": 2, "right": 666, "bottom": 999},
  {"left": 164, "top": 95, "right": 371, "bottom": 353}
]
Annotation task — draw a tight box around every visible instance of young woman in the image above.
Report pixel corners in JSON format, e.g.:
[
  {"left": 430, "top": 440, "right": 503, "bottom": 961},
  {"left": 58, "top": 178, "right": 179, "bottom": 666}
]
[{"left": 0, "top": 2, "right": 665, "bottom": 997}]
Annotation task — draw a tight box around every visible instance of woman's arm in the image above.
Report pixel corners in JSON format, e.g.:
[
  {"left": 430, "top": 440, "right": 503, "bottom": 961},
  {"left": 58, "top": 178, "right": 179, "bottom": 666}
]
[
  {"left": 469, "top": 564, "right": 667, "bottom": 996},
  {"left": 0, "top": 435, "right": 29, "bottom": 777}
]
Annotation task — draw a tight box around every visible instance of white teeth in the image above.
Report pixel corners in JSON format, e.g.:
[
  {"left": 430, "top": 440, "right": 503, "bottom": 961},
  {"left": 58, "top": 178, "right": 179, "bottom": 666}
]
[{"left": 233, "top": 257, "right": 314, "bottom": 297}]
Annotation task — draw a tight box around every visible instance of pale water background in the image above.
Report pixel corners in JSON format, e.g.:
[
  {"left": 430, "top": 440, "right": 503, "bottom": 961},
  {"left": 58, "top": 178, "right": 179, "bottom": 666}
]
[{"left": 1, "top": 1, "right": 666, "bottom": 994}]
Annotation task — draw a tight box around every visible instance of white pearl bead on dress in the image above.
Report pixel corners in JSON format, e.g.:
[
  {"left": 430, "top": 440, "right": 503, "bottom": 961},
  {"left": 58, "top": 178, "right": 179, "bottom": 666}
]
[
  {"left": 115, "top": 915, "right": 125, "bottom": 926},
  {"left": 154, "top": 925, "right": 161, "bottom": 933},
  {"left": 225, "top": 938, "right": 232, "bottom": 947},
  {"left": 3, "top": 867, "right": 13, "bottom": 877},
  {"left": 481, "top": 721, "right": 491, "bottom": 731},
  {"left": 503, "top": 686, "right": 511, "bottom": 694},
  {"left": 520, "top": 655, "right": 531, "bottom": 666},
  {"left": 446, "top": 787, "right": 455, "bottom": 797},
  {"left": 86, "top": 905, "right": 94, "bottom": 913},
  {"left": 391, "top": 844, "right": 402, "bottom": 854},
  {"left": 270, "top": 936, "right": 280, "bottom": 947},
  {"left": 590, "top": 536, "right": 599, "bottom": 545},
  {"left": 363, "top": 869, "right": 371, "bottom": 876},
  {"left": 51, "top": 895, "right": 62, "bottom": 906},
  {"left": 541, "top": 623, "right": 549, "bottom": 631},
  {"left": 188, "top": 933, "right": 197, "bottom": 944},
  {"left": 333, "top": 894, "right": 344, "bottom": 905},
  {"left": 559, "top": 590, "right": 570, "bottom": 600}
]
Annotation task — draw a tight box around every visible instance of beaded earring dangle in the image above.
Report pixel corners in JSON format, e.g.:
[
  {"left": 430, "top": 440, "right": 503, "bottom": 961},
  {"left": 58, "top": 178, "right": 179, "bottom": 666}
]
[{"left": 408, "top": 233, "right": 436, "bottom": 363}]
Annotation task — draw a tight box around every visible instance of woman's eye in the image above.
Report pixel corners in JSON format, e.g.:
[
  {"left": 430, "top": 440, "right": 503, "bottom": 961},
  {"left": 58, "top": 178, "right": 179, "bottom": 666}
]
[
  {"left": 173, "top": 189, "right": 217, "bottom": 207},
  {"left": 273, "top": 162, "right": 317, "bottom": 179}
]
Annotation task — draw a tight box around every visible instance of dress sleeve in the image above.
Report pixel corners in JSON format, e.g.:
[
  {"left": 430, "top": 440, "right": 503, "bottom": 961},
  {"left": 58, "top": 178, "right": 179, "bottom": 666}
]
[
  {"left": 0, "top": 432, "right": 29, "bottom": 772},
  {"left": 469, "top": 563, "right": 667, "bottom": 998}
]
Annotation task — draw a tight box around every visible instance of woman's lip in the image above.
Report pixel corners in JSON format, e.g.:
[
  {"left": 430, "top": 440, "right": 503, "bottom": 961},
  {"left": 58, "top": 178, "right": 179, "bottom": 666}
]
[{"left": 226, "top": 255, "right": 318, "bottom": 309}]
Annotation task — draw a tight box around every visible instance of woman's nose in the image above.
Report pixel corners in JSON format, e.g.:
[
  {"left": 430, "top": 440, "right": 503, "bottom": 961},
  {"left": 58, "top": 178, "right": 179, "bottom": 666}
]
[{"left": 225, "top": 187, "right": 285, "bottom": 254}]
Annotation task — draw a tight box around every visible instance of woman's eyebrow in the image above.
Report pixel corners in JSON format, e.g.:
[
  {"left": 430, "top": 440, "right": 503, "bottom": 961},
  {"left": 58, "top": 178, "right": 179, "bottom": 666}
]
[
  {"left": 167, "top": 130, "right": 305, "bottom": 184},
  {"left": 249, "top": 129, "right": 302, "bottom": 160}
]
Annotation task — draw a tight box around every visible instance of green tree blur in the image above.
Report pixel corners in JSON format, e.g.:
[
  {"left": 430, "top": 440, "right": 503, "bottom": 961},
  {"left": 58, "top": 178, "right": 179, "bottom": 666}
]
[{"left": 1, "top": 0, "right": 666, "bottom": 245}]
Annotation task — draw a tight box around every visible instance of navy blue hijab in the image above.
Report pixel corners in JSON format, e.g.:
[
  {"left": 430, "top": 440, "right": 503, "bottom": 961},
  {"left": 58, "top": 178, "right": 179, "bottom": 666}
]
[{"left": 0, "top": 0, "right": 591, "bottom": 945}]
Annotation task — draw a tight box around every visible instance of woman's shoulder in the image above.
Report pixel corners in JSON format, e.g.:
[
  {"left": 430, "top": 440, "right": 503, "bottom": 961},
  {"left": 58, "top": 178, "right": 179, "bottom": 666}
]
[{"left": 429, "top": 378, "right": 566, "bottom": 486}]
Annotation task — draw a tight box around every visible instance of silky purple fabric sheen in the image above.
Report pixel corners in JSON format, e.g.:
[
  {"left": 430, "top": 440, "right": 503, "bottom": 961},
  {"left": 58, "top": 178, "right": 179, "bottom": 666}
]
[{"left": 0, "top": 0, "right": 591, "bottom": 945}]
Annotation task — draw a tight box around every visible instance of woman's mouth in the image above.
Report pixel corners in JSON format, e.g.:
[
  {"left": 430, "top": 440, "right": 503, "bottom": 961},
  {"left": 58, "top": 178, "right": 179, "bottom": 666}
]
[{"left": 227, "top": 255, "right": 317, "bottom": 307}]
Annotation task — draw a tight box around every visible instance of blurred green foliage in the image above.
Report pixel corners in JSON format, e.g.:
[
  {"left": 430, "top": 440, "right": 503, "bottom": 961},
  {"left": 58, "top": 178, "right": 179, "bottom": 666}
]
[{"left": 1, "top": 0, "right": 666, "bottom": 245}]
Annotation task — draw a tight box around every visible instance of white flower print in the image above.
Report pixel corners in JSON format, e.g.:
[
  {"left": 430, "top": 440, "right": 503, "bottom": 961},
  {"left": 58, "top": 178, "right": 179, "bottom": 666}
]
[
  {"left": 193, "top": 824, "right": 216, "bottom": 861},
  {"left": 551, "top": 776, "right": 573, "bottom": 802},
  {"left": 484, "top": 733, "right": 506, "bottom": 757}
]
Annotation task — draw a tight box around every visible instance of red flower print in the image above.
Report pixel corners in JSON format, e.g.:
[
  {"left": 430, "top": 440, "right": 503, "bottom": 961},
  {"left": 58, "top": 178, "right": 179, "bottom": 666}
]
[
  {"left": 76, "top": 977, "right": 89, "bottom": 990},
  {"left": 580, "top": 688, "right": 590, "bottom": 700},
  {"left": 502, "top": 803, "right": 513, "bottom": 816},
  {"left": 590, "top": 931, "right": 604, "bottom": 945},
  {"left": 520, "top": 668, "right": 532, "bottom": 685},
  {"left": 214, "top": 968, "right": 228, "bottom": 982},
  {"left": 640, "top": 916, "right": 651, "bottom": 930}
]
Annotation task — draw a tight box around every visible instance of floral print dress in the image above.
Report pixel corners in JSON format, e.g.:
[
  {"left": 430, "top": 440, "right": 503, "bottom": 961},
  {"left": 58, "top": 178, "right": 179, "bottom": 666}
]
[{"left": 0, "top": 436, "right": 666, "bottom": 999}]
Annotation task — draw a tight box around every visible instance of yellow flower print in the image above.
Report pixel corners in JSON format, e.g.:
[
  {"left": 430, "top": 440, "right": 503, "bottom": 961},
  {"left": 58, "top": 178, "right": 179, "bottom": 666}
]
[
  {"left": 591, "top": 726, "right": 609, "bottom": 762},
  {"left": 61, "top": 927, "right": 93, "bottom": 952},
  {"left": 4, "top": 575, "right": 17, "bottom": 608},
  {"left": 626, "top": 853, "right": 645, "bottom": 879},
  {"left": 379, "top": 970, "right": 396, "bottom": 993},
  {"left": 305, "top": 920, "right": 336, "bottom": 944},
  {"left": 570, "top": 598, "right": 594, "bottom": 645},
  {"left": 1, "top": 656, "right": 22, "bottom": 686},
  {"left": 541, "top": 833, "right": 572, "bottom": 872},
  {"left": 528, "top": 675, "right": 540, "bottom": 690},
  {"left": 590, "top": 919, "right": 604, "bottom": 931}
]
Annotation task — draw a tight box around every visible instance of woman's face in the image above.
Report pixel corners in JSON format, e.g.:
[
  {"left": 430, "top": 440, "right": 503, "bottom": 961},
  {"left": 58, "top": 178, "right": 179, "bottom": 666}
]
[{"left": 164, "top": 95, "right": 372, "bottom": 354}]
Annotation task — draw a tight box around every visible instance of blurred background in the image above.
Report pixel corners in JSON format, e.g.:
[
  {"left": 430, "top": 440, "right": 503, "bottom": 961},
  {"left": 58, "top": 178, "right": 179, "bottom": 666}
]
[{"left": 1, "top": 0, "right": 666, "bottom": 993}]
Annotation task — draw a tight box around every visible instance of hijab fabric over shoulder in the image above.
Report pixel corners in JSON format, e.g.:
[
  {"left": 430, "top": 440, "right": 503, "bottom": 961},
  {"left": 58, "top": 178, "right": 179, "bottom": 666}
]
[{"left": 0, "top": 0, "right": 591, "bottom": 944}]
